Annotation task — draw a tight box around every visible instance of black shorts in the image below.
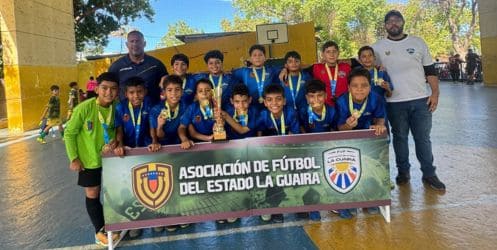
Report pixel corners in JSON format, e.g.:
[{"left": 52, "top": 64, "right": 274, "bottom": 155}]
[{"left": 78, "top": 167, "right": 102, "bottom": 187}]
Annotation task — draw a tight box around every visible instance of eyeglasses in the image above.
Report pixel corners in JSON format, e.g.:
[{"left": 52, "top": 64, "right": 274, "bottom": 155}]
[{"left": 385, "top": 19, "right": 403, "bottom": 25}]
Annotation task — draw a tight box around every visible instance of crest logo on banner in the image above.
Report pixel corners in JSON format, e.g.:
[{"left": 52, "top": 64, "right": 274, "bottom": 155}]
[
  {"left": 323, "top": 147, "right": 361, "bottom": 194},
  {"left": 132, "top": 163, "right": 173, "bottom": 210}
]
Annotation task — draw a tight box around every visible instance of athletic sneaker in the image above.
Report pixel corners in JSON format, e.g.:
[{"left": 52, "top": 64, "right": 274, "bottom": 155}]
[
  {"left": 36, "top": 137, "right": 47, "bottom": 144},
  {"left": 128, "top": 229, "right": 142, "bottom": 238},
  {"left": 227, "top": 218, "right": 238, "bottom": 223},
  {"left": 216, "top": 219, "right": 227, "bottom": 224},
  {"left": 395, "top": 171, "right": 410, "bottom": 185},
  {"left": 95, "top": 228, "right": 119, "bottom": 247},
  {"left": 332, "top": 209, "right": 353, "bottom": 219},
  {"left": 272, "top": 214, "right": 284, "bottom": 223},
  {"left": 260, "top": 214, "right": 272, "bottom": 221},
  {"left": 153, "top": 226, "right": 165, "bottom": 233},
  {"left": 309, "top": 211, "right": 321, "bottom": 221},
  {"left": 166, "top": 225, "right": 179, "bottom": 232}
]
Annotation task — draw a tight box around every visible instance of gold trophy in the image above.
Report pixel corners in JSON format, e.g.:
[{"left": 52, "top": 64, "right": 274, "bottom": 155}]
[{"left": 212, "top": 87, "right": 227, "bottom": 141}]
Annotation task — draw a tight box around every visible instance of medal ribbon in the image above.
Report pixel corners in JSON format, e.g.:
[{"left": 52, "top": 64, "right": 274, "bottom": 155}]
[
  {"left": 165, "top": 102, "right": 179, "bottom": 120},
  {"left": 270, "top": 112, "right": 286, "bottom": 135},
  {"left": 307, "top": 105, "right": 326, "bottom": 124},
  {"left": 128, "top": 101, "right": 142, "bottom": 146},
  {"left": 200, "top": 102, "right": 213, "bottom": 120},
  {"left": 348, "top": 92, "right": 368, "bottom": 119},
  {"left": 233, "top": 110, "right": 248, "bottom": 127},
  {"left": 288, "top": 73, "right": 302, "bottom": 109},
  {"left": 96, "top": 99, "right": 113, "bottom": 144},
  {"left": 209, "top": 74, "right": 223, "bottom": 101},
  {"left": 182, "top": 77, "right": 186, "bottom": 90},
  {"left": 253, "top": 67, "right": 266, "bottom": 101},
  {"left": 325, "top": 64, "right": 338, "bottom": 97}
]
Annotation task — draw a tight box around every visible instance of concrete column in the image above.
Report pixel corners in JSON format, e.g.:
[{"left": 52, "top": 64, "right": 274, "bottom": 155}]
[
  {"left": 0, "top": 0, "right": 76, "bottom": 133},
  {"left": 479, "top": 0, "right": 497, "bottom": 86}
]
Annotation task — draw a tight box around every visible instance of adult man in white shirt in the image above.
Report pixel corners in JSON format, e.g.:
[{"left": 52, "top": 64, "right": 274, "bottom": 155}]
[{"left": 373, "top": 10, "right": 445, "bottom": 191}]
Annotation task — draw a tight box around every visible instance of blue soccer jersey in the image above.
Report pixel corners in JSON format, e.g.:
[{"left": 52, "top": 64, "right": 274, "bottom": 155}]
[
  {"left": 180, "top": 74, "right": 197, "bottom": 107},
  {"left": 149, "top": 101, "right": 186, "bottom": 145},
  {"left": 225, "top": 105, "right": 258, "bottom": 139},
  {"left": 193, "top": 72, "right": 234, "bottom": 109},
  {"left": 281, "top": 71, "right": 311, "bottom": 111},
  {"left": 299, "top": 104, "right": 336, "bottom": 133},
  {"left": 336, "top": 91, "right": 386, "bottom": 130},
  {"left": 232, "top": 66, "right": 280, "bottom": 111},
  {"left": 180, "top": 101, "right": 216, "bottom": 136},
  {"left": 115, "top": 98, "right": 152, "bottom": 147},
  {"left": 257, "top": 106, "right": 300, "bottom": 136}
]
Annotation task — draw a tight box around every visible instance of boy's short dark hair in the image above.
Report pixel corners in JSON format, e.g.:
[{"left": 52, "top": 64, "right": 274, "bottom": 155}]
[
  {"left": 97, "top": 72, "right": 119, "bottom": 86},
  {"left": 171, "top": 53, "right": 189, "bottom": 66},
  {"left": 127, "top": 30, "right": 144, "bottom": 39},
  {"left": 125, "top": 76, "right": 145, "bottom": 90},
  {"left": 204, "top": 50, "right": 224, "bottom": 63},
  {"left": 348, "top": 67, "right": 371, "bottom": 84},
  {"left": 195, "top": 78, "right": 214, "bottom": 92},
  {"left": 162, "top": 75, "right": 183, "bottom": 89},
  {"left": 305, "top": 79, "right": 326, "bottom": 94},
  {"left": 69, "top": 81, "right": 78, "bottom": 88},
  {"left": 284, "top": 51, "right": 301, "bottom": 62},
  {"left": 321, "top": 41, "right": 339, "bottom": 52},
  {"left": 89, "top": 76, "right": 94, "bottom": 80},
  {"left": 249, "top": 44, "right": 266, "bottom": 56},
  {"left": 231, "top": 84, "right": 249, "bottom": 98},
  {"left": 358, "top": 46, "right": 375, "bottom": 57},
  {"left": 50, "top": 85, "right": 60, "bottom": 91},
  {"left": 263, "top": 84, "right": 284, "bottom": 98}
]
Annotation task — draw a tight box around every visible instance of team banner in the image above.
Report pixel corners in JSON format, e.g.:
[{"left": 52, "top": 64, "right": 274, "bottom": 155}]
[{"left": 103, "top": 130, "right": 390, "bottom": 231}]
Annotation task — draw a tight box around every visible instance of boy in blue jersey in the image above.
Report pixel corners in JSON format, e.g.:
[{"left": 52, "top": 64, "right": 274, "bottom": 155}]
[
  {"left": 114, "top": 76, "right": 159, "bottom": 152},
  {"left": 150, "top": 75, "right": 189, "bottom": 146},
  {"left": 166, "top": 53, "right": 197, "bottom": 106},
  {"left": 357, "top": 46, "right": 393, "bottom": 99},
  {"left": 336, "top": 68, "right": 386, "bottom": 135},
  {"left": 232, "top": 44, "right": 280, "bottom": 111},
  {"left": 221, "top": 84, "right": 258, "bottom": 139},
  {"left": 299, "top": 79, "right": 336, "bottom": 133},
  {"left": 281, "top": 51, "right": 311, "bottom": 111},
  {"left": 256, "top": 84, "right": 299, "bottom": 223},
  {"left": 179, "top": 78, "right": 217, "bottom": 144},
  {"left": 194, "top": 50, "right": 234, "bottom": 109}
]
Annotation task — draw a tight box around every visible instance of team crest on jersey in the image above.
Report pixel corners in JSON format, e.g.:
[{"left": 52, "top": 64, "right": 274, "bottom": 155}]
[
  {"left": 123, "top": 114, "right": 130, "bottom": 122},
  {"left": 406, "top": 48, "right": 415, "bottom": 54},
  {"left": 338, "top": 71, "right": 346, "bottom": 78},
  {"left": 132, "top": 163, "right": 173, "bottom": 210},
  {"left": 323, "top": 147, "right": 361, "bottom": 194},
  {"left": 385, "top": 51, "right": 391, "bottom": 56},
  {"left": 185, "top": 88, "right": 193, "bottom": 95}
]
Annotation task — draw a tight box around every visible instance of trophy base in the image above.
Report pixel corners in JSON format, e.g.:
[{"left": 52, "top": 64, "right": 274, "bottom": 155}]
[{"left": 212, "top": 131, "right": 227, "bottom": 142}]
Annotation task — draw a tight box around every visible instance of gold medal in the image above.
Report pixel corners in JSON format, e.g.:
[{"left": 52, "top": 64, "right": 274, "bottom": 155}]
[
  {"left": 258, "top": 97, "right": 264, "bottom": 103},
  {"left": 160, "top": 108, "right": 169, "bottom": 119},
  {"left": 102, "top": 144, "right": 111, "bottom": 154},
  {"left": 352, "top": 110, "right": 361, "bottom": 119}
]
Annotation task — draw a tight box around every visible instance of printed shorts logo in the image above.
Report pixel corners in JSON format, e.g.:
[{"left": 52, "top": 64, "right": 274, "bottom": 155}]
[
  {"left": 323, "top": 147, "right": 361, "bottom": 194},
  {"left": 132, "top": 163, "right": 173, "bottom": 210}
]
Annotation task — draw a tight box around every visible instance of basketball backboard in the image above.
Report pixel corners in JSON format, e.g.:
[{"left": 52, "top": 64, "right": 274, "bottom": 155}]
[{"left": 256, "top": 23, "right": 288, "bottom": 45}]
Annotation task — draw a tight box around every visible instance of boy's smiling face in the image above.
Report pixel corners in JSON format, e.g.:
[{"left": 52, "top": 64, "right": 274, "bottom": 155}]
[
  {"left": 163, "top": 83, "right": 182, "bottom": 106},
  {"left": 264, "top": 93, "right": 285, "bottom": 116},
  {"left": 207, "top": 58, "right": 223, "bottom": 75},
  {"left": 285, "top": 57, "right": 301, "bottom": 73},
  {"left": 51, "top": 89, "right": 60, "bottom": 96},
  {"left": 172, "top": 60, "right": 188, "bottom": 76},
  {"left": 126, "top": 85, "right": 146, "bottom": 107},
  {"left": 349, "top": 76, "right": 371, "bottom": 103},
  {"left": 359, "top": 49, "right": 375, "bottom": 69},
  {"left": 96, "top": 80, "right": 119, "bottom": 106}
]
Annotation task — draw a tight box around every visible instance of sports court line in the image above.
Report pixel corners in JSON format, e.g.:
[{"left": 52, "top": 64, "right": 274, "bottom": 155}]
[{"left": 50, "top": 194, "right": 497, "bottom": 250}]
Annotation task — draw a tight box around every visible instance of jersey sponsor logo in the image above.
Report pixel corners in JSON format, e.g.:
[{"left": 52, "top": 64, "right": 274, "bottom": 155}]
[
  {"left": 132, "top": 163, "right": 173, "bottom": 210},
  {"left": 119, "top": 66, "right": 133, "bottom": 72},
  {"left": 123, "top": 114, "right": 130, "bottom": 122},
  {"left": 338, "top": 71, "right": 346, "bottom": 78},
  {"left": 323, "top": 147, "right": 361, "bottom": 194},
  {"left": 406, "top": 48, "right": 415, "bottom": 55}
]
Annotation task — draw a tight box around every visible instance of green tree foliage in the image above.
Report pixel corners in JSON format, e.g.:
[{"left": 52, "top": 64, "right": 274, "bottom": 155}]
[
  {"left": 158, "top": 21, "right": 203, "bottom": 48},
  {"left": 73, "top": 0, "right": 154, "bottom": 52},
  {"left": 224, "top": 0, "right": 480, "bottom": 58}
]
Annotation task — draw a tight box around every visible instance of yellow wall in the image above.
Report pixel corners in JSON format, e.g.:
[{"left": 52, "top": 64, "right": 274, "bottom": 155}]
[
  {"left": 479, "top": 0, "right": 497, "bottom": 86},
  {"left": 1, "top": 0, "right": 77, "bottom": 132},
  {"left": 78, "top": 22, "right": 317, "bottom": 83}
]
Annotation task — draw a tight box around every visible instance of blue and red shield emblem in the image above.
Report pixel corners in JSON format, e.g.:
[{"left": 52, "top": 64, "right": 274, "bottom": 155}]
[
  {"left": 323, "top": 147, "right": 361, "bottom": 194},
  {"left": 132, "top": 163, "right": 173, "bottom": 210}
]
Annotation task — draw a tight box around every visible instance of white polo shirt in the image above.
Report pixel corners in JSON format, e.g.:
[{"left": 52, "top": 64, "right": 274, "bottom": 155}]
[{"left": 373, "top": 35, "right": 433, "bottom": 103}]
